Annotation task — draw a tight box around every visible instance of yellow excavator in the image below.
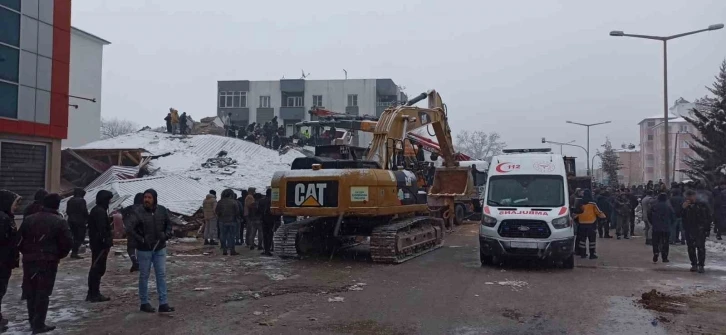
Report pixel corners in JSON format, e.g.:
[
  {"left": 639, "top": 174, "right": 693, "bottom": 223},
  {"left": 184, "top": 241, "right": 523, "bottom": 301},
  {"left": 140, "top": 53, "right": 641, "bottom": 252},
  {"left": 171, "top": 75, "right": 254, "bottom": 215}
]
[{"left": 270, "top": 90, "right": 473, "bottom": 263}]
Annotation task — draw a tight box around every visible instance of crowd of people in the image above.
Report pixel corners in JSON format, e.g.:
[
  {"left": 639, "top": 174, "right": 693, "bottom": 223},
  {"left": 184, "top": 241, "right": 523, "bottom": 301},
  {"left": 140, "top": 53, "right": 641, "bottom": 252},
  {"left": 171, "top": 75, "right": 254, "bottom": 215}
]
[
  {"left": 0, "top": 187, "right": 175, "bottom": 334},
  {"left": 221, "top": 115, "right": 290, "bottom": 150},
  {"left": 164, "top": 108, "right": 193, "bottom": 135},
  {"left": 570, "top": 179, "right": 726, "bottom": 273}
]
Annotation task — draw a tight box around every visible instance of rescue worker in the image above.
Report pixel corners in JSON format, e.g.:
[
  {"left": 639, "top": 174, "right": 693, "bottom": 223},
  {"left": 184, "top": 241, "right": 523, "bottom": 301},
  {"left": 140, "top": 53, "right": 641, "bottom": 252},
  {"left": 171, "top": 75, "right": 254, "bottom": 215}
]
[
  {"left": 23, "top": 189, "right": 48, "bottom": 217},
  {"left": 202, "top": 191, "right": 218, "bottom": 246},
  {"left": 121, "top": 193, "right": 144, "bottom": 272},
  {"left": 66, "top": 188, "right": 89, "bottom": 259},
  {"left": 596, "top": 191, "right": 613, "bottom": 238},
  {"left": 125, "top": 189, "right": 175, "bottom": 313},
  {"left": 87, "top": 190, "right": 114, "bottom": 303},
  {"left": 170, "top": 108, "right": 179, "bottom": 134},
  {"left": 682, "top": 189, "right": 712, "bottom": 273},
  {"left": 215, "top": 189, "right": 240, "bottom": 256},
  {"left": 18, "top": 194, "right": 73, "bottom": 334},
  {"left": 0, "top": 190, "right": 20, "bottom": 330},
  {"left": 164, "top": 113, "right": 172, "bottom": 133},
  {"left": 641, "top": 191, "right": 656, "bottom": 245},
  {"left": 649, "top": 193, "right": 674, "bottom": 263},
  {"left": 614, "top": 192, "right": 631, "bottom": 239},
  {"left": 574, "top": 189, "right": 605, "bottom": 259},
  {"left": 259, "top": 189, "right": 274, "bottom": 256}
]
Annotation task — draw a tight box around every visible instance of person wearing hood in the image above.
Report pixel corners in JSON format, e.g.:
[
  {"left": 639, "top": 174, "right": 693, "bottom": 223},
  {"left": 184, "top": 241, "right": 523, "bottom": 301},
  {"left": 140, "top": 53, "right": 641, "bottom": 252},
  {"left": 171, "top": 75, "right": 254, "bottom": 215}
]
[
  {"left": 682, "top": 189, "right": 712, "bottom": 273},
  {"left": 215, "top": 189, "right": 241, "bottom": 255},
  {"left": 641, "top": 191, "right": 656, "bottom": 245},
  {"left": 23, "top": 189, "right": 48, "bottom": 217},
  {"left": 164, "top": 113, "right": 172, "bottom": 133},
  {"left": 574, "top": 189, "right": 606, "bottom": 259},
  {"left": 595, "top": 191, "right": 613, "bottom": 239},
  {"left": 18, "top": 193, "right": 73, "bottom": 334},
  {"left": 122, "top": 193, "right": 144, "bottom": 272},
  {"left": 202, "top": 191, "right": 218, "bottom": 246},
  {"left": 0, "top": 190, "right": 20, "bottom": 329},
  {"left": 648, "top": 193, "right": 675, "bottom": 263},
  {"left": 87, "top": 190, "right": 114, "bottom": 303},
  {"left": 179, "top": 112, "right": 188, "bottom": 135},
  {"left": 66, "top": 188, "right": 89, "bottom": 259},
  {"left": 124, "top": 189, "right": 175, "bottom": 313}
]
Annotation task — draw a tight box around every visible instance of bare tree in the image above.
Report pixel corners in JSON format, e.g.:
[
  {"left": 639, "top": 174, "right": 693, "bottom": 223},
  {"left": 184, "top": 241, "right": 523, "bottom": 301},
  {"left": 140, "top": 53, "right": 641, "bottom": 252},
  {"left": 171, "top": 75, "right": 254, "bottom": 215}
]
[
  {"left": 101, "top": 118, "right": 138, "bottom": 139},
  {"left": 455, "top": 130, "right": 506, "bottom": 160}
]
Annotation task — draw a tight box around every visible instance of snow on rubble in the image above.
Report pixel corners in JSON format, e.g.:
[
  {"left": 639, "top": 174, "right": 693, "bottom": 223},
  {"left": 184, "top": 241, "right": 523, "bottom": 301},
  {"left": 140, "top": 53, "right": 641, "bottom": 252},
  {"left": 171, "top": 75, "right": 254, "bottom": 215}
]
[{"left": 61, "top": 131, "right": 304, "bottom": 215}]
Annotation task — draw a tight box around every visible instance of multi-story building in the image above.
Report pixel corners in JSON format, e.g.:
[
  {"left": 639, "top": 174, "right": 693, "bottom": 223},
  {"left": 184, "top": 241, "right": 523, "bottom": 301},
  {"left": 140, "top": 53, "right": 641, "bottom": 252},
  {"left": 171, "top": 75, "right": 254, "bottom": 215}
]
[
  {"left": 615, "top": 147, "right": 642, "bottom": 186},
  {"left": 637, "top": 98, "right": 700, "bottom": 184},
  {"left": 216, "top": 78, "right": 405, "bottom": 146}
]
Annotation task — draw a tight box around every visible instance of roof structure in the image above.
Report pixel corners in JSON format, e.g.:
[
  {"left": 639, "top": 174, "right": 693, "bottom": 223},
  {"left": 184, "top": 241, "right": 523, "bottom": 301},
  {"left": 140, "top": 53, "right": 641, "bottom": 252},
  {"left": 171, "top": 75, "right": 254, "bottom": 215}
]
[{"left": 84, "top": 166, "right": 139, "bottom": 190}]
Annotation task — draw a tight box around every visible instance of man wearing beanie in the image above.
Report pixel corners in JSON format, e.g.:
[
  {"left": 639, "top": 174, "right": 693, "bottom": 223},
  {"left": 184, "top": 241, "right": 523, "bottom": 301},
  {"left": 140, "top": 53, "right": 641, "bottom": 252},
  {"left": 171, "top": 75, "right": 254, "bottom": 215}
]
[{"left": 18, "top": 193, "right": 73, "bottom": 334}]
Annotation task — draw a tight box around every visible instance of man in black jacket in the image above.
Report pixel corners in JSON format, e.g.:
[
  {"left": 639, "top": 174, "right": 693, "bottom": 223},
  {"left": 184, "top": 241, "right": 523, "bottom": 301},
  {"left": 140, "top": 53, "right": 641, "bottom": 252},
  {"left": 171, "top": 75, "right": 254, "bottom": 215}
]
[
  {"left": 23, "top": 189, "right": 48, "bottom": 217},
  {"left": 0, "top": 190, "right": 20, "bottom": 330},
  {"left": 649, "top": 193, "right": 674, "bottom": 263},
  {"left": 596, "top": 191, "right": 613, "bottom": 238},
  {"left": 669, "top": 189, "right": 685, "bottom": 244},
  {"left": 682, "top": 190, "right": 712, "bottom": 273},
  {"left": 259, "top": 189, "right": 274, "bottom": 256},
  {"left": 86, "top": 190, "right": 113, "bottom": 303},
  {"left": 626, "top": 188, "right": 639, "bottom": 236},
  {"left": 18, "top": 193, "right": 73, "bottom": 334},
  {"left": 124, "top": 189, "right": 175, "bottom": 313},
  {"left": 66, "top": 188, "right": 89, "bottom": 259},
  {"left": 122, "top": 193, "right": 144, "bottom": 272}
]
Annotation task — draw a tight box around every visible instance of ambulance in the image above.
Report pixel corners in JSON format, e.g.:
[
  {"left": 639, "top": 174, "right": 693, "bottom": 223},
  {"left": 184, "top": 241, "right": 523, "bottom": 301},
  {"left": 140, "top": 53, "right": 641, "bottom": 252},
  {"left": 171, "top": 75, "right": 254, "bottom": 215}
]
[{"left": 479, "top": 148, "right": 575, "bottom": 268}]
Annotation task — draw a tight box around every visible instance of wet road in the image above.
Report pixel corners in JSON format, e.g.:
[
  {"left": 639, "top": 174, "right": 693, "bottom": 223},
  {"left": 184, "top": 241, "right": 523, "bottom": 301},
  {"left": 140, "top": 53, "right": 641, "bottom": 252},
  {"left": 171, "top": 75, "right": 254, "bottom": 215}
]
[{"left": 3, "top": 224, "right": 725, "bottom": 334}]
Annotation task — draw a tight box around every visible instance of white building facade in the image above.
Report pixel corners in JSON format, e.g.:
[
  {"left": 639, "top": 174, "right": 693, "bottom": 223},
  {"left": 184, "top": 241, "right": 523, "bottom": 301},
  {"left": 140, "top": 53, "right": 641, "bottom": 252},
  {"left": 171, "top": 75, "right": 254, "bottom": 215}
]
[
  {"left": 63, "top": 27, "right": 110, "bottom": 148},
  {"left": 217, "top": 78, "right": 405, "bottom": 147}
]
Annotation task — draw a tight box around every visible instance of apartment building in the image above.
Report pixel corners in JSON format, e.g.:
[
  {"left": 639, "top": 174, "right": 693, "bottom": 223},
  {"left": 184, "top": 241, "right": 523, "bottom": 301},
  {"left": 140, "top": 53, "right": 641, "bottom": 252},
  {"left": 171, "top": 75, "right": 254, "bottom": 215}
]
[
  {"left": 638, "top": 98, "right": 699, "bottom": 183},
  {"left": 216, "top": 78, "right": 405, "bottom": 146},
  {"left": 615, "top": 147, "right": 642, "bottom": 186}
]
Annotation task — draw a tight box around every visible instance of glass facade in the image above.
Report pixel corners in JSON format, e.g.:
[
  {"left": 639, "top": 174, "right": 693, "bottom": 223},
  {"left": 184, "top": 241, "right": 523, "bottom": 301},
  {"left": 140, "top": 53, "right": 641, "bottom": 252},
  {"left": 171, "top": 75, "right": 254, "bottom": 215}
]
[{"left": 0, "top": 4, "right": 20, "bottom": 119}]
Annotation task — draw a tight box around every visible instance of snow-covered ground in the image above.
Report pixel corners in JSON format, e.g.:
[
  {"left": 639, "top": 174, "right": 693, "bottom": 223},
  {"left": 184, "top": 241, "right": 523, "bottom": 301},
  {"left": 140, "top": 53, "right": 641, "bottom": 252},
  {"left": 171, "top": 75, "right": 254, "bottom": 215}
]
[{"left": 76, "top": 131, "right": 304, "bottom": 191}]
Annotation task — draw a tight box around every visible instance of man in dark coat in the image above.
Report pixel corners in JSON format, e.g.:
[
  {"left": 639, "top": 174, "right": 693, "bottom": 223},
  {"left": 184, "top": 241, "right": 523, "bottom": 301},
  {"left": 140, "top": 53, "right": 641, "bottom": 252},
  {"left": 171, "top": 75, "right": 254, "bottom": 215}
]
[
  {"left": 124, "top": 189, "right": 175, "bottom": 313},
  {"left": 122, "top": 193, "right": 144, "bottom": 272},
  {"left": 216, "top": 189, "right": 241, "bottom": 255},
  {"left": 596, "top": 191, "right": 613, "bottom": 238},
  {"left": 682, "top": 190, "right": 711, "bottom": 273},
  {"left": 86, "top": 190, "right": 114, "bottom": 303},
  {"left": 179, "top": 112, "right": 188, "bottom": 135},
  {"left": 23, "top": 189, "right": 48, "bottom": 217},
  {"left": 648, "top": 193, "right": 675, "bottom": 263},
  {"left": 18, "top": 194, "right": 73, "bottom": 334},
  {"left": 713, "top": 181, "right": 726, "bottom": 240},
  {"left": 669, "top": 188, "right": 685, "bottom": 244},
  {"left": 66, "top": 188, "right": 89, "bottom": 259},
  {"left": 164, "top": 113, "right": 172, "bottom": 133},
  {"left": 0, "top": 190, "right": 20, "bottom": 329},
  {"left": 626, "top": 188, "right": 639, "bottom": 236},
  {"left": 259, "top": 189, "right": 275, "bottom": 256}
]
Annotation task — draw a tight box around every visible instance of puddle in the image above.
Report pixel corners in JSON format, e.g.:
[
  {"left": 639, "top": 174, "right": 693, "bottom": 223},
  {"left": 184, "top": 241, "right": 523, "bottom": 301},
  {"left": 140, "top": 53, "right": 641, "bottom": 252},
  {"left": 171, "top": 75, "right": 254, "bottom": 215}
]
[{"left": 599, "top": 296, "right": 667, "bottom": 335}]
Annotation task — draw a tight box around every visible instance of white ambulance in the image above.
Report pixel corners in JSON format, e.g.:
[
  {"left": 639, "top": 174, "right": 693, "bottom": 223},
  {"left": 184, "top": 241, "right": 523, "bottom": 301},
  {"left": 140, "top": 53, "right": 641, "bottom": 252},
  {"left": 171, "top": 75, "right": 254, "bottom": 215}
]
[{"left": 479, "top": 148, "right": 575, "bottom": 268}]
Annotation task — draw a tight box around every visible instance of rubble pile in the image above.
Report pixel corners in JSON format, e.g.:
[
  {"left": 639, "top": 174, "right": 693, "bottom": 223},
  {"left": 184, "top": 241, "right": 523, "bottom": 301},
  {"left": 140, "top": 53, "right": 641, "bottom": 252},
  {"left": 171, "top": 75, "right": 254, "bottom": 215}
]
[{"left": 201, "top": 157, "right": 238, "bottom": 169}]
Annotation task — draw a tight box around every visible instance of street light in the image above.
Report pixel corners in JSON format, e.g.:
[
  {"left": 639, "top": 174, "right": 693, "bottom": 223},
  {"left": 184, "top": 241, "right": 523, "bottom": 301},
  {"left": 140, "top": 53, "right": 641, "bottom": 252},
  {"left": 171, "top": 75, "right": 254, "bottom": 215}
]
[
  {"left": 542, "top": 137, "right": 589, "bottom": 173},
  {"left": 565, "top": 120, "right": 611, "bottom": 176},
  {"left": 609, "top": 23, "right": 724, "bottom": 185},
  {"left": 553, "top": 140, "right": 576, "bottom": 154}
]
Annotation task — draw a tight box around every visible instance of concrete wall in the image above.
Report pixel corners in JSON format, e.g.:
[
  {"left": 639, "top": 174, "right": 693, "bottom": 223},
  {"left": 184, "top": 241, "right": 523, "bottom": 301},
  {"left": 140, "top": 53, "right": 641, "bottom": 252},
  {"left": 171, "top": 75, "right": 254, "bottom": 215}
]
[
  {"left": 63, "top": 28, "right": 107, "bottom": 147},
  {"left": 247, "top": 81, "right": 280, "bottom": 123},
  {"left": 305, "top": 79, "right": 377, "bottom": 145}
]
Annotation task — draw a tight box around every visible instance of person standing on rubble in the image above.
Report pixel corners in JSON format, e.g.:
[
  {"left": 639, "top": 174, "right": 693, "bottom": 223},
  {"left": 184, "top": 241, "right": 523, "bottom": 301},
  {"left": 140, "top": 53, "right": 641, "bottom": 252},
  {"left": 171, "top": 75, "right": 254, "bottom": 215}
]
[
  {"left": 18, "top": 193, "right": 73, "bottom": 334},
  {"left": 259, "top": 188, "right": 275, "bottom": 256},
  {"left": 0, "top": 190, "right": 20, "bottom": 330},
  {"left": 164, "top": 112, "right": 172, "bottom": 133},
  {"left": 66, "top": 188, "right": 89, "bottom": 260},
  {"left": 23, "top": 189, "right": 48, "bottom": 217},
  {"left": 122, "top": 193, "right": 144, "bottom": 272},
  {"left": 170, "top": 108, "right": 180, "bottom": 134},
  {"left": 125, "top": 189, "right": 175, "bottom": 313},
  {"left": 202, "top": 190, "right": 219, "bottom": 246},
  {"left": 87, "top": 190, "right": 114, "bottom": 303},
  {"left": 215, "top": 189, "right": 240, "bottom": 255},
  {"left": 179, "top": 112, "right": 188, "bottom": 135}
]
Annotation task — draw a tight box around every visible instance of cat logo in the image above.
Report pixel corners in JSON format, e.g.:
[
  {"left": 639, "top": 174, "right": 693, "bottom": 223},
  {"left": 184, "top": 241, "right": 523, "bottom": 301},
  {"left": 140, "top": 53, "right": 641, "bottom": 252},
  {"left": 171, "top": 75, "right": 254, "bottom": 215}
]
[{"left": 294, "top": 183, "right": 327, "bottom": 206}]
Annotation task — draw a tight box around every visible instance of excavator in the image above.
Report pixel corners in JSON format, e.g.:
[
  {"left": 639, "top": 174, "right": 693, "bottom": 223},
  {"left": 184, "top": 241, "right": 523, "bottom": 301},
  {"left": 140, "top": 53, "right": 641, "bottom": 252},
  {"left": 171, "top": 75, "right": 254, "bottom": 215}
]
[{"left": 270, "top": 90, "right": 473, "bottom": 263}]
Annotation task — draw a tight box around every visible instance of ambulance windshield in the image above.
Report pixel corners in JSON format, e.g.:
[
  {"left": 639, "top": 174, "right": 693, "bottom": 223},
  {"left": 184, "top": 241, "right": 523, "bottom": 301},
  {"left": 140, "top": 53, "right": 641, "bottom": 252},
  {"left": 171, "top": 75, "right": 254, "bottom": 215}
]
[{"left": 486, "top": 175, "right": 564, "bottom": 207}]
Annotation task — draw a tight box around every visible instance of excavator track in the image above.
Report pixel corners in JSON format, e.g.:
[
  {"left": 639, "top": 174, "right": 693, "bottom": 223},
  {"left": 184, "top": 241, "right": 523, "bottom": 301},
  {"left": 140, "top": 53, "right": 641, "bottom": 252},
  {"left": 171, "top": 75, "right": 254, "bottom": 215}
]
[
  {"left": 369, "top": 216, "right": 445, "bottom": 264},
  {"left": 273, "top": 217, "right": 321, "bottom": 258}
]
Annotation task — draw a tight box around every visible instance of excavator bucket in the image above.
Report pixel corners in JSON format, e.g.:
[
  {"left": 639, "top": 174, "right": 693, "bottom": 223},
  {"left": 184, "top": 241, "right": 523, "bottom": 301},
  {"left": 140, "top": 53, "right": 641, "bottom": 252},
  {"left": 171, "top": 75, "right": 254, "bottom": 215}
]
[{"left": 427, "top": 167, "right": 474, "bottom": 228}]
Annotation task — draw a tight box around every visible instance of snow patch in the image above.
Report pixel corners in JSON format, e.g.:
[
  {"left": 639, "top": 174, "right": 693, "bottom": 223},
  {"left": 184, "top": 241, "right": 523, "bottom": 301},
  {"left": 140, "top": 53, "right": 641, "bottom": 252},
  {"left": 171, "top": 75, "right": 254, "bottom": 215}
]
[{"left": 706, "top": 240, "right": 726, "bottom": 255}]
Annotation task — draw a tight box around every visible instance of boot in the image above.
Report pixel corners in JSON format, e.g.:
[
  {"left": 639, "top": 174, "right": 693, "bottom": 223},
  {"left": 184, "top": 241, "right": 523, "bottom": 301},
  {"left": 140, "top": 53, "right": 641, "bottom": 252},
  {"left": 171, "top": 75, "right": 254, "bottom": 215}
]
[
  {"left": 230, "top": 250, "right": 239, "bottom": 256},
  {"left": 646, "top": 239, "right": 652, "bottom": 245},
  {"left": 624, "top": 235, "right": 630, "bottom": 239},
  {"left": 698, "top": 266, "right": 705, "bottom": 273},
  {"left": 32, "top": 325, "right": 56, "bottom": 334},
  {"left": 203, "top": 239, "right": 210, "bottom": 245},
  {"left": 690, "top": 265, "right": 698, "bottom": 272},
  {"left": 617, "top": 236, "right": 622, "bottom": 240},
  {"left": 70, "top": 253, "right": 84, "bottom": 260},
  {"left": 158, "top": 304, "right": 175, "bottom": 313},
  {"left": 653, "top": 254, "right": 658, "bottom": 263},
  {"left": 140, "top": 303, "right": 156, "bottom": 313},
  {"left": 589, "top": 254, "right": 598, "bottom": 259},
  {"left": 209, "top": 239, "right": 219, "bottom": 246},
  {"left": 87, "top": 294, "right": 111, "bottom": 303},
  {"left": 662, "top": 257, "right": 670, "bottom": 263},
  {"left": 222, "top": 250, "right": 228, "bottom": 256}
]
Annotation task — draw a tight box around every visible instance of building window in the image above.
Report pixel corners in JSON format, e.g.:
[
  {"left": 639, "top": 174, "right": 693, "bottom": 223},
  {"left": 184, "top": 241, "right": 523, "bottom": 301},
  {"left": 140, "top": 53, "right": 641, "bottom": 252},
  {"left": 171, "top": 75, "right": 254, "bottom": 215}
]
[
  {"left": 0, "top": 81, "right": 18, "bottom": 118},
  {"left": 679, "top": 125, "right": 688, "bottom": 132},
  {"left": 259, "top": 95, "right": 271, "bottom": 108},
  {"left": 347, "top": 94, "right": 358, "bottom": 107},
  {"left": 681, "top": 141, "right": 689, "bottom": 148},
  {"left": 0, "top": 0, "right": 21, "bottom": 11},
  {"left": 647, "top": 121, "right": 655, "bottom": 127},
  {"left": 312, "top": 95, "right": 323, "bottom": 107},
  {"left": 0, "top": 140, "right": 48, "bottom": 209},
  {"left": 219, "top": 91, "right": 247, "bottom": 108},
  {"left": 286, "top": 96, "right": 303, "bottom": 107},
  {"left": 0, "top": 6, "right": 20, "bottom": 47},
  {"left": 0, "top": 44, "right": 19, "bottom": 82},
  {"left": 647, "top": 134, "right": 653, "bottom": 141}
]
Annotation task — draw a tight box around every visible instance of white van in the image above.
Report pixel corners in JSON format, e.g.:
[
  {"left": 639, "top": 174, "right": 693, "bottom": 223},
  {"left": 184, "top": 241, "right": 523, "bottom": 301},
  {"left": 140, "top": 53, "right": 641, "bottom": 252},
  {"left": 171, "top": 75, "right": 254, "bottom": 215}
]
[{"left": 479, "top": 149, "right": 575, "bottom": 268}]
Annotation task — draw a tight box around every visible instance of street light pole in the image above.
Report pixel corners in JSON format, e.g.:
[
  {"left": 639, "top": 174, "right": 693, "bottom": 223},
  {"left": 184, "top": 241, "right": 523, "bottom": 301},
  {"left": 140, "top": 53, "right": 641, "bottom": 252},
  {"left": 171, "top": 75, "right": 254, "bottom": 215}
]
[
  {"left": 560, "top": 140, "right": 575, "bottom": 155},
  {"left": 542, "top": 138, "right": 588, "bottom": 174},
  {"left": 609, "top": 23, "right": 724, "bottom": 185},
  {"left": 565, "top": 121, "right": 611, "bottom": 177}
]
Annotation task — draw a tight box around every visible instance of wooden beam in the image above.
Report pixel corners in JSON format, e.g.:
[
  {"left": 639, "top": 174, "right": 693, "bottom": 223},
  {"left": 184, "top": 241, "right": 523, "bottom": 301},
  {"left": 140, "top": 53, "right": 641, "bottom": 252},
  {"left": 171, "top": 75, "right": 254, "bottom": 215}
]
[
  {"left": 124, "top": 151, "right": 140, "bottom": 165},
  {"left": 118, "top": 151, "right": 123, "bottom": 165}
]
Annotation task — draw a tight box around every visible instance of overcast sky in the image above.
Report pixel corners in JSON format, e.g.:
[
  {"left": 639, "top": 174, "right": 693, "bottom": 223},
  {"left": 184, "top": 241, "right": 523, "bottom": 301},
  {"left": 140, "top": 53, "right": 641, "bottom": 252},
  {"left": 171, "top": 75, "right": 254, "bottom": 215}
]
[{"left": 71, "top": 0, "right": 726, "bottom": 165}]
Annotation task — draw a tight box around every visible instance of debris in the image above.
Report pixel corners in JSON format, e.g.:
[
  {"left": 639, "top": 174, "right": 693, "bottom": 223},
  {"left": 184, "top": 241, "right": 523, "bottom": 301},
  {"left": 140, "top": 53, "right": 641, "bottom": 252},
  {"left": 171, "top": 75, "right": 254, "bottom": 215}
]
[
  {"left": 202, "top": 156, "right": 238, "bottom": 169},
  {"left": 475, "top": 294, "right": 479, "bottom": 297},
  {"left": 193, "top": 287, "right": 211, "bottom": 291},
  {"left": 259, "top": 321, "right": 274, "bottom": 326},
  {"left": 328, "top": 297, "right": 345, "bottom": 303},
  {"left": 484, "top": 282, "right": 494, "bottom": 285},
  {"left": 348, "top": 283, "right": 366, "bottom": 291},
  {"left": 253, "top": 311, "right": 263, "bottom": 316},
  {"left": 651, "top": 319, "right": 658, "bottom": 326},
  {"left": 638, "top": 289, "right": 688, "bottom": 314},
  {"left": 496, "top": 280, "right": 528, "bottom": 291},
  {"left": 308, "top": 317, "right": 318, "bottom": 321}
]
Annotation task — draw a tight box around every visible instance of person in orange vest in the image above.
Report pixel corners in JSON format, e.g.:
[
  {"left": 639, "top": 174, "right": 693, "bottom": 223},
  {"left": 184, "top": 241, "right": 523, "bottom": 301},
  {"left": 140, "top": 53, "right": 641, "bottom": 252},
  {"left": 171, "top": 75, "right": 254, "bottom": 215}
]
[
  {"left": 574, "top": 189, "right": 606, "bottom": 259},
  {"left": 170, "top": 108, "right": 180, "bottom": 134}
]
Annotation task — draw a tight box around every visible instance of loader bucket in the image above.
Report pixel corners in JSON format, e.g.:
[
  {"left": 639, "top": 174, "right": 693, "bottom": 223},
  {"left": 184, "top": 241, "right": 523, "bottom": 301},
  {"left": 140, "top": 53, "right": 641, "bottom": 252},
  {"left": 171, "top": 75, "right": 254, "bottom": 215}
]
[{"left": 427, "top": 167, "right": 473, "bottom": 206}]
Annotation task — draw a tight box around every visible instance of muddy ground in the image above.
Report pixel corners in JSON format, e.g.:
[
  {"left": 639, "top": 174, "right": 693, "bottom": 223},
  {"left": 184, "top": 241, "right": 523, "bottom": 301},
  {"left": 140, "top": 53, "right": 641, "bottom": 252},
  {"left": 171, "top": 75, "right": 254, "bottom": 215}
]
[{"left": 2, "top": 225, "right": 726, "bottom": 334}]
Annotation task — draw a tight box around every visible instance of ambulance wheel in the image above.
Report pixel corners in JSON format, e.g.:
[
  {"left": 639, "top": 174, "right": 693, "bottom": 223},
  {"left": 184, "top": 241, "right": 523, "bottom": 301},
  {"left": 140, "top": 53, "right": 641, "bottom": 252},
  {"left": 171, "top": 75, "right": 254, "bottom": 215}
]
[
  {"left": 480, "top": 252, "right": 493, "bottom": 266},
  {"left": 562, "top": 254, "right": 575, "bottom": 269},
  {"left": 455, "top": 204, "right": 466, "bottom": 225}
]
